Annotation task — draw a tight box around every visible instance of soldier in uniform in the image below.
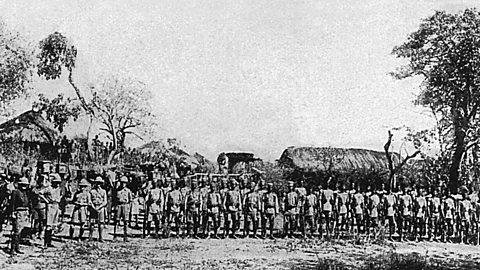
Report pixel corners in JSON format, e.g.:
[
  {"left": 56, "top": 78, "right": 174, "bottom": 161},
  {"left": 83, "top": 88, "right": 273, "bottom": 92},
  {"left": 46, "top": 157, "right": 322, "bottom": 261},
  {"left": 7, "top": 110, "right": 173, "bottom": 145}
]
[
  {"left": 442, "top": 189, "right": 456, "bottom": 242},
  {"left": 382, "top": 187, "right": 397, "bottom": 241},
  {"left": 427, "top": 187, "right": 442, "bottom": 241},
  {"left": 114, "top": 176, "right": 132, "bottom": 242},
  {"left": 144, "top": 179, "right": 164, "bottom": 239},
  {"left": 413, "top": 187, "right": 427, "bottom": 241},
  {"left": 367, "top": 187, "right": 381, "bottom": 239},
  {"left": 243, "top": 182, "right": 261, "bottom": 238},
  {"left": 219, "top": 178, "right": 229, "bottom": 237},
  {"left": 261, "top": 182, "right": 279, "bottom": 239},
  {"left": 9, "top": 177, "right": 31, "bottom": 254},
  {"left": 89, "top": 176, "right": 108, "bottom": 242},
  {"left": 166, "top": 179, "right": 182, "bottom": 238},
  {"left": 223, "top": 180, "right": 242, "bottom": 238},
  {"left": 70, "top": 179, "right": 92, "bottom": 240},
  {"left": 321, "top": 181, "right": 335, "bottom": 238},
  {"left": 295, "top": 179, "right": 307, "bottom": 234},
  {"left": 284, "top": 181, "right": 298, "bottom": 238},
  {"left": 303, "top": 187, "right": 318, "bottom": 238},
  {"left": 335, "top": 183, "right": 349, "bottom": 238},
  {"left": 161, "top": 177, "right": 173, "bottom": 229},
  {"left": 44, "top": 173, "right": 63, "bottom": 247},
  {"left": 204, "top": 183, "right": 222, "bottom": 238},
  {"left": 398, "top": 185, "right": 413, "bottom": 241},
  {"left": 459, "top": 188, "right": 473, "bottom": 244},
  {"left": 185, "top": 179, "right": 202, "bottom": 238},
  {"left": 31, "top": 174, "right": 50, "bottom": 240}
]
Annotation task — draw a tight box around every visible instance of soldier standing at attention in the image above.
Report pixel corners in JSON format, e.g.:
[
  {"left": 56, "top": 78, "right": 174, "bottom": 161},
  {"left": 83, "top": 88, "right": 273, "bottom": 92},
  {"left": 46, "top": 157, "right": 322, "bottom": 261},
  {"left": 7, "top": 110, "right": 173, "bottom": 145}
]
[
  {"left": 9, "top": 177, "right": 31, "bottom": 254},
  {"left": 295, "top": 179, "right": 307, "bottom": 234},
  {"left": 44, "top": 174, "right": 63, "bottom": 247},
  {"left": 32, "top": 174, "right": 50, "bottom": 240},
  {"left": 144, "top": 180, "right": 164, "bottom": 239},
  {"left": 166, "top": 179, "right": 182, "bottom": 238},
  {"left": 442, "top": 189, "right": 456, "bottom": 243},
  {"left": 413, "top": 187, "right": 427, "bottom": 242},
  {"left": 321, "top": 181, "right": 335, "bottom": 238},
  {"left": 284, "top": 182, "right": 298, "bottom": 238},
  {"left": 239, "top": 177, "right": 250, "bottom": 233},
  {"left": 261, "top": 182, "right": 279, "bottom": 239},
  {"left": 114, "top": 176, "right": 132, "bottom": 242},
  {"left": 459, "top": 187, "right": 473, "bottom": 244},
  {"left": 398, "top": 185, "right": 413, "bottom": 242},
  {"left": 427, "top": 187, "right": 442, "bottom": 241},
  {"left": 185, "top": 179, "right": 202, "bottom": 238},
  {"left": 219, "top": 177, "right": 229, "bottom": 237},
  {"left": 161, "top": 178, "right": 172, "bottom": 229},
  {"left": 89, "top": 176, "right": 108, "bottom": 242},
  {"left": 335, "top": 183, "right": 349, "bottom": 238},
  {"left": 70, "top": 179, "right": 92, "bottom": 240},
  {"left": 204, "top": 183, "right": 222, "bottom": 238},
  {"left": 303, "top": 186, "right": 318, "bottom": 238},
  {"left": 243, "top": 182, "right": 261, "bottom": 238},
  {"left": 223, "top": 180, "right": 242, "bottom": 239},
  {"left": 367, "top": 187, "right": 380, "bottom": 239},
  {"left": 382, "top": 187, "right": 397, "bottom": 241}
]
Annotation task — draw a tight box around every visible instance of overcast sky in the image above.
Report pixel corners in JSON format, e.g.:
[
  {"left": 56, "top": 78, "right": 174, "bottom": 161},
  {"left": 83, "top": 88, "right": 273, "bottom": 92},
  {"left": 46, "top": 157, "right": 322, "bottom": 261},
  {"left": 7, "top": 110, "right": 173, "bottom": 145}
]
[{"left": 1, "top": 0, "right": 479, "bottom": 161}]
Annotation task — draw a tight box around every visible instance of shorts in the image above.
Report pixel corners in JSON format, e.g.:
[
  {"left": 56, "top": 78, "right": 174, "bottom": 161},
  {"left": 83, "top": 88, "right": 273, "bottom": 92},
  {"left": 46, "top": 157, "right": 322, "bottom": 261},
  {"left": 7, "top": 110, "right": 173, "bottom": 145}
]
[
  {"left": 72, "top": 206, "right": 88, "bottom": 224},
  {"left": 115, "top": 204, "right": 131, "bottom": 222},
  {"left": 147, "top": 204, "right": 162, "bottom": 221},
  {"left": 90, "top": 207, "right": 106, "bottom": 223},
  {"left": 46, "top": 203, "right": 60, "bottom": 227},
  {"left": 245, "top": 211, "right": 260, "bottom": 223}
]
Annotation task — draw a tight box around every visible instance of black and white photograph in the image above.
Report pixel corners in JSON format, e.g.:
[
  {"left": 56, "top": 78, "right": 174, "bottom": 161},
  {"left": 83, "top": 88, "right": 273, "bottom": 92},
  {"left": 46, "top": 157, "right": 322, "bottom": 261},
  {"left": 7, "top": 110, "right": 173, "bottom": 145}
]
[{"left": 1, "top": 0, "right": 480, "bottom": 269}]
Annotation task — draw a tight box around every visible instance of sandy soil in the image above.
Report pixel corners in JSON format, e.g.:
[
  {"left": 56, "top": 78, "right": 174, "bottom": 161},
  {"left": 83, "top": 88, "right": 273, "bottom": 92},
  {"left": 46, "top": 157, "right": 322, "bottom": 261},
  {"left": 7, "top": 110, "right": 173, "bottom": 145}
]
[{"left": 0, "top": 225, "right": 480, "bottom": 270}]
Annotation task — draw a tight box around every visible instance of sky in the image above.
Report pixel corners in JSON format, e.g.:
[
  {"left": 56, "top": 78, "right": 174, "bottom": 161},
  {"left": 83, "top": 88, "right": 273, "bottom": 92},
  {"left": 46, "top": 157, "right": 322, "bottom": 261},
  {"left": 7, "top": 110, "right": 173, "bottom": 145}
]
[{"left": 1, "top": 0, "right": 479, "bottom": 161}]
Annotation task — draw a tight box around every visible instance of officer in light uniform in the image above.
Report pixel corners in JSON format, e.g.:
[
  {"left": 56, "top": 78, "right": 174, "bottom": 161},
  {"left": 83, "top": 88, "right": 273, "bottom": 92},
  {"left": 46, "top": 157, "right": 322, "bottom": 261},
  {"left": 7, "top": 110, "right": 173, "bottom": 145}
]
[
  {"left": 144, "top": 179, "right": 164, "bottom": 239},
  {"left": 70, "top": 179, "right": 92, "bottom": 240},
  {"left": 185, "top": 179, "right": 202, "bottom": 238},
  {"left": 166, "top": 179, "right": 182, "bottom": 238},
  {"left": 303, "top": 187, "right": 318, "bottom": 238},
  {"left": 335, "top": 183, "right": 349, "bottom": 238},
  {"left": 204, "top": 183, "right": 222, "bottom": 238},
  {"left": 89, "top": 176, "right": 108, "bottom": 242},
  {"left": 382, "top": 187, "right": 397, "bottom": 241},
  {"left": 243, "top": 182, "right": 261, "bottom": 238},
  {"left": 284, "top": 181, "right": 298, "bottom": 238},
  {"left": 321, "top": 182, "right": 335, "bottom": 238},
  {"left": 223, "top": 180, "right": 242, "bottom": 238},
  {"left": 44, "top": 173, "right": 63, "bottom": 247}
]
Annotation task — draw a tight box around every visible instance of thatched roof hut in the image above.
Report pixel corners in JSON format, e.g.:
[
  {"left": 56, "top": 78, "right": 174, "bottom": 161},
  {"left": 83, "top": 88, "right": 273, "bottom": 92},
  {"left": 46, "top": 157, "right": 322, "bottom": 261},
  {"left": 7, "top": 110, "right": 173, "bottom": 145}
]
[
  {"left": 0, "top": 110, "right": 58, "bottom": 145},
  {"left": 279, "top": 146, "right": 400, "bottom": 173}
]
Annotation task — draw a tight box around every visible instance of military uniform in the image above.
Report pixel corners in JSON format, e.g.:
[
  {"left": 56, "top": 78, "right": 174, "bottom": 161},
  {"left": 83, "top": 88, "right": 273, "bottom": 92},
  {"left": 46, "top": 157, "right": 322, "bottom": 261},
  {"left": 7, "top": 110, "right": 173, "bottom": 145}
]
[
  {"left": 166, "top": 188, "right": 183, "bottom": 237},
  {"left": 223, "top": 186, "right": 242, "bottom": 238},
  {"left": 321, "top": 188, "right": 335, "bottom": 236},
  {"left": 398, "top": 192, "right": 413, "bottom": 240},
  {"left": 185, "top": 187, "right": 202, "bottom": 237},
  {"left": 262, "top": 188, "right": 279, "bottom": 238},
  {"left": 304, "top": 193, "right": 318, "bottom": 237},
  {"left": 204, "top": 187, "right": 222, "bottom": 238},
  {"left": 10, "top": 178, "right": 31, "bottom": 254},
  {"left": 144, "top": 186, "right": 164, "bottom": 238},
  {"left": 243, "top": 188, "right": 261, "bottom": 237},
  {"left": 284, "top": 184, "right": 298, "bottom": 238},
  {"left": 383, "top": 193, "right": 397, "bottom": 239}
]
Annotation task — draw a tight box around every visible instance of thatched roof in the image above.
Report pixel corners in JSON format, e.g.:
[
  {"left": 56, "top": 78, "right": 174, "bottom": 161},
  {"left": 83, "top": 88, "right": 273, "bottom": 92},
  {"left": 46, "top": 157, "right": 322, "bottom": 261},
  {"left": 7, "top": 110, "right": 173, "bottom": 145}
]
[
  {"left": 279, "top": 146, "right": 400, "bottom": 172},
  {"left": 0, "top": 110, "right": 58, "bottom": 144}
]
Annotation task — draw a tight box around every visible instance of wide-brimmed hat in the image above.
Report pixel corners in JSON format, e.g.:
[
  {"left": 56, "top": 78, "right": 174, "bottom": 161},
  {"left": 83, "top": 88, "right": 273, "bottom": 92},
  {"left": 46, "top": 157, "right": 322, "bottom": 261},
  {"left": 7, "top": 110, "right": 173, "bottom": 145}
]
[
  {"left": 79, "top": 179, "right": 90, "bottom": 187},
  {"left": 50, "top": 173, "right": 62, "bottom": 183},
  {"left": 94, "top": 176, "right": 104, "bottom": 183},
  {"left": 120, "top": 176, "right": 128, "bottom": 183}
]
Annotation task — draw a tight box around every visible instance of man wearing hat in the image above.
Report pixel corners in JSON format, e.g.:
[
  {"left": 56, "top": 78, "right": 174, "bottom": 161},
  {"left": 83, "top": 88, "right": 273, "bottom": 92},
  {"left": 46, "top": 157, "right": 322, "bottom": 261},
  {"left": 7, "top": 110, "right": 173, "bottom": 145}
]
[
  {"left": 204, "top": 183, "right": 222, "bottom": 238},
  {"left": 166, "top": 179, "right": 182, "bottom": 237},
  {"left": 43, "top": 173, "right": 63, "bottom": 247},
  {"left": 223, "top": 179, "right": 242, "bottom": 238},
  {"left": 184, "top": 179, "right": 202, "bottom": 238},
  {"left": 144, "top": 179, "right": 164, "bottom": 239},
  {"left": 70, "top": 179, "right": 92, "bottom": 240},
  {"left": 243, "top": 181, "right": 261, "bottom": 238},
  {"left": 114, "top": 176, "right": 132, "bottom": 242},
  {"left": 89, "top": 176, "right": 107, "bottom": 242},
  {"left": 9, "top": 177, "right": 31, "bottom": 254},
  {"left": 31, "top": 174, "right": 50, "bottom": 240},
  {"left": 284, "top": 181, "right": 299, "bottom": 238},
  {"left": 261, "top": 182, "right": 279, "bottom": 239}
]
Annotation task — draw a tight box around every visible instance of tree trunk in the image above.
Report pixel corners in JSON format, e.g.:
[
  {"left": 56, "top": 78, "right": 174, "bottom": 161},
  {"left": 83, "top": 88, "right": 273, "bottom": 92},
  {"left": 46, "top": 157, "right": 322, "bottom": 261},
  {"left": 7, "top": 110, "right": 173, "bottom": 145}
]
[{"left": 449, "top": 127, "right": 466, "bottom": 193}]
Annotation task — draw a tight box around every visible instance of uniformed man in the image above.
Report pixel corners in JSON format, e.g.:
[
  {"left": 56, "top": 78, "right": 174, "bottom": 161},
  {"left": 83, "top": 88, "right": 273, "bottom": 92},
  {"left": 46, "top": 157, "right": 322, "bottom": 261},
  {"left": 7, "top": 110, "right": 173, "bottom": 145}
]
[
  {"left": 321, "top": 181, "right": 335, "bottom": 238},
  {"left": 44, "top": 173, "right": 63, "bottom": 247},
  {"left": 427, "top": 187, "right": 442, "bottom": 241},
  {"left": 114, "top": 176, "right": 132, "bottom": 242},
  {"left": 284, "top": 181, "right": 298, "bottom": 238},
  {"left": 32, "top": 174, "right": 50, "bottom": 240},
  {"left": 185, "top": 179, "right": 202, "bottom": 238},
  {"left": 413, "top": 187, "right": 427, "bottom": 241},
  {"left": 161, "top": 177, "right": 173, "bottom": 229},
  {"left": 204, "top": 183, "right": 222, "bottom": 238},
  {"left": 459, "top": 187, "right": 472, "bottom": 244},
  {"left": 367, "top": 187, "right": 381, "bottom": 239},
  {"left": 382, "top": 187, "right": 397, "bottom": 241},
  {"left": 303, "top": 187, "right": 318, "bottom": 238},
  {"left": 166, "top": 179, "right": 182, "bottom": 238},
  {"left": 398, "top": 185, "right": 413, "bottom": 241},
  {"left": 261, "top": 182, "right": 279, "bottom": 239},
  {"left": 223, "top": 180, "right": 242, "bottom": 238},
  {"left": 295, "top": 179, "right": 307, "bottom": 234},
  {"left": 219, "top": 177, "right": 229, "bottom": 236},
  {"left": 9, "top": 177, "right": 31, "bottom": 254},
  {"left": 144, "top": 179, "right": 164, "bottom": 239},
  {"left": 442, "top": 189, "right": 456, "bottom": 243},
  {"left": 89, "top": 176, "right": 108, "bottom": 242},
  {"left": 243, "top": 182, "right": 261, "bottom": 238},
  {"left": 70, "top": 179, "right": 92, "bottom": 240},
  {"left": 335, "top": 183, "right": 349, "bottom": 238}
]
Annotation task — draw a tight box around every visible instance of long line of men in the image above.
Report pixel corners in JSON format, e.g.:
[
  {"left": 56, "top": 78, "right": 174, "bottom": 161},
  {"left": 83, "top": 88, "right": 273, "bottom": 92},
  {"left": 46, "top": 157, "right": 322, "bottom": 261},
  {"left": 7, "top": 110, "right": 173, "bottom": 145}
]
[{"left": 4, "top": 172, "right": 480, "bottom": 255}]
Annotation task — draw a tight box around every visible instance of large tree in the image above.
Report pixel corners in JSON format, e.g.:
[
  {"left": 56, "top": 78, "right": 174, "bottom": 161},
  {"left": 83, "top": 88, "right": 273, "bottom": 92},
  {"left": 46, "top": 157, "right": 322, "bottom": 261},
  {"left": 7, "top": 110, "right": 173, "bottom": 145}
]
[
  {"left": 0, "top": 20, "right": 33, "bottom": 115},
  {"left": 89, "top": 76, "right": 157, "bottom": 164},
  {"left": 392, "top": 9, "right": 480, "bottom": 192}
]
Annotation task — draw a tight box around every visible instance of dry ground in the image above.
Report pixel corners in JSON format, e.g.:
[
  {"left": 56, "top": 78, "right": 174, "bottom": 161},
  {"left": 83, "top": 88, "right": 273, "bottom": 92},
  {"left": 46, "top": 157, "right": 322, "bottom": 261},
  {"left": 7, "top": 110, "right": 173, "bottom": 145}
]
[{"left": 0, "top": 225, "right": 479, "bottom": 270}]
